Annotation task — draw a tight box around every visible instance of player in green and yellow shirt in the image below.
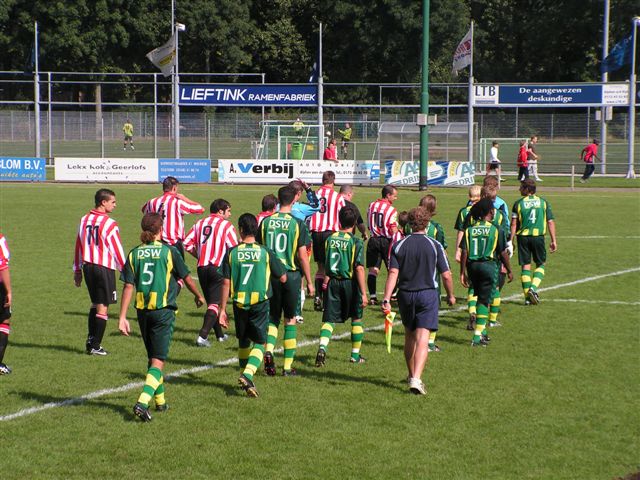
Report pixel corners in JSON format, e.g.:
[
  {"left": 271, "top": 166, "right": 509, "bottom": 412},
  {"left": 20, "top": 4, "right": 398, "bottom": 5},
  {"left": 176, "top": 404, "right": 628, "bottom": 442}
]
[
  {"left": 122, "top": 119, "right": 134, "bottom": 150},
  {"left": 219, "top": 213, "right": 287, "bottom": 397},
  {"left": 315, "top": 206, "right": 368, "bottom": 367},
  {"left": 119, "top": 213, "right": 205, "bottom": 422},
  {"left": 510, "top": 179, "right": 557, "bottom": 305}
]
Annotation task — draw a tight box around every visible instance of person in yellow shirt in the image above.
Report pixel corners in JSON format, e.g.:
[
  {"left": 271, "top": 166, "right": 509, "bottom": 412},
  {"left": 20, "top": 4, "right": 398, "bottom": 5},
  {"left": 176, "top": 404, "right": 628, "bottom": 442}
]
[{"left": 123, "top": 119, "right": 134, "bottom": 151}]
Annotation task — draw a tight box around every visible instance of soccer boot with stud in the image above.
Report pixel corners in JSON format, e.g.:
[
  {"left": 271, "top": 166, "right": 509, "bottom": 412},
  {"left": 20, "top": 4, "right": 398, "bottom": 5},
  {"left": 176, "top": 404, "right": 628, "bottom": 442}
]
[
  {"left": 315, "top": 348, "right": 326, "bottom": 367},
  {"left": 313, "top": 296, "right": 323, "bottom": 312},
  {"left": 133, "top": 402, "right": 152, "bottom": 422},
  {"left": 282, "top": 367, "right": 299, "bottom": 377},
  {"left": 349, "top": 355, "right": 366, "bottom": 364},
  {"left": 238, "top": 374, "right": 259, "bottom": 397},
  {"left": 428, "top": 344, "right": 441, "bottom": 352},
  {"left": 155, "top": 403, "right": 169, "bottom": 412},
  {"left": 88, "top": 346, "right": 108, "bottom": 356},
  {"left": 263, "top": 351, "right": 276, "bottom": 376},
  {"left": 527, "top": 288, "right": 540, "bottom": 305},
  {"left": 0, "top": 363, "right": 12, "bottom": 375}
]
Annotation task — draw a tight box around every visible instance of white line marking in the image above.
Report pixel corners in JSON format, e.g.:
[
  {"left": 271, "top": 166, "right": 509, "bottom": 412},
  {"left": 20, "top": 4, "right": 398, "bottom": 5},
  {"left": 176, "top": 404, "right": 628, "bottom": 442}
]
[
  {"left": 523, "top": 298, "right": 640, "bottom": 306},
  {"left": 560, "top": 236, "right": 640, "bottom": 239},
  {"left": 2, "top": 265, "right": 639, "bottom": 422}
]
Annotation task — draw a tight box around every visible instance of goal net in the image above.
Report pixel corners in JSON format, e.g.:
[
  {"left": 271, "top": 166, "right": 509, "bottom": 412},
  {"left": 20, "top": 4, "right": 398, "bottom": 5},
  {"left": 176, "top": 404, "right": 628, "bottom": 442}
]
[{"left": 253, "top": 121, "right": 326, "bottom": 160}]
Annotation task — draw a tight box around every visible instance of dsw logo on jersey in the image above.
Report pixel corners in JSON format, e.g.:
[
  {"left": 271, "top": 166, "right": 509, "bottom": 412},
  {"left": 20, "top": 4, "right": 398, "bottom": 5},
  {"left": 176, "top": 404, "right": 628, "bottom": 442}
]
[
  {"left": 137, "top": 248, "right": 162, "bottom": 259},
  {"left": 238, "top": 250, "right": 261, "bottom": 261}
]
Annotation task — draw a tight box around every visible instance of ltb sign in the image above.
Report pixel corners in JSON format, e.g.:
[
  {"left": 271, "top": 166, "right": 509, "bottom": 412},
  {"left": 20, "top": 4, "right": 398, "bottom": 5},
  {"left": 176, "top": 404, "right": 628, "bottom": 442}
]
[{"left": 473, "top": 85, "right": 498, "bottom": 105}]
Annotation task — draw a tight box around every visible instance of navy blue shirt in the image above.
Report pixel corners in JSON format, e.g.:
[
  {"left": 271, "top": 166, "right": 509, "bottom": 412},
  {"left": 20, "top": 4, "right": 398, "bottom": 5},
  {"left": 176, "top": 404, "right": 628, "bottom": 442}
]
[{"left": 389, "top": 233, "right": 450, "bottom": 291}]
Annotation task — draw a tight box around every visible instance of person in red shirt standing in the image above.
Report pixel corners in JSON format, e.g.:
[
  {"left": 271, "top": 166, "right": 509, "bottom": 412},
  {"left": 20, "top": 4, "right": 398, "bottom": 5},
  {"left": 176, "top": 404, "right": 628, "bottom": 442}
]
[
  {"left": 184, "top": 199, "right": 238, "bottom": 347},
  {"left": 366, "top": 185, "right": 399, "bottom": 305},
  {"left": 307, "top": 171, "right": 346, "bottom": 310},
  {"left": 517, "top": 140, "right": 529, "bottom": 182},
  {"left": 256, "top": 194, "right": 277, "bottom": 226},
  {"left": 141, "top": 176, "right": 204, "bottom": 258},
  {"left": 580, "top": 139, "right": 599, "bottom": 183},
  {"left": 0, "top": 233, "right": 13, "bottom": 374},
  {"left": 74, "top": 189, "right": 126, "bottom": 356},
  {"left": 323, "top": 138, "right": 338, "bottom": 163}
]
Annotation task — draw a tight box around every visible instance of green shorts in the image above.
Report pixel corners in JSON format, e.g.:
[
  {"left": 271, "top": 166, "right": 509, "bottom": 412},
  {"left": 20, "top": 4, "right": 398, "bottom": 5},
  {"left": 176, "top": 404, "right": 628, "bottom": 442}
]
[
  {"left": 467, "top": 261, "right": 498, "bottom": 305},
  {"left": 322, "top": 278, "right": 363, "bottom": 323},
  {"left": 517, "top": 235, "right": 547, "bottom": 266},
  {"left": 136, "top": 308, "right": 176, "bottom": 361},
  {"left": 269, "top": 270, "right": 301, "bottom": 326},
  {"left": 233, "top": 300, "right": 270, "bottom": 344}
]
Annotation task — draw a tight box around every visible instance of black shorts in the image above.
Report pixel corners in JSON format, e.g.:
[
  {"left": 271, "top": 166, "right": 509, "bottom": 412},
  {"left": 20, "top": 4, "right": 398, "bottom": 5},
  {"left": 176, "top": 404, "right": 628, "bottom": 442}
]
[
  {"left": 0, "top": 283, "right": 11, "bottom": 321},
  {"left": 467, "top": 261, "right": 498, "bottom": 305},
  {"left": 516, "top": 235, "right": 547, "bottom": 266},
  {"left": 124, "top": 135, "right": 133, "bottom": 141},
  {"left": 137, "top": 308, "right": 176, "bottom": 361},
  {"left": 233, "top": 300, "right": 270, "bottom": 344},
  {"left": 197, "top": 265, "right": 224, "bottom": 305},
  {"left": 269, "top": 270, "right": 301, "bottom": 325},
  {"left": 366, "top": 236, "right": 391, "bottom": 269},
  {"left": 165, "top": 240, "right": 185, "bottom": 259},
  {"left": 83, "top": 264, "right": 117, "bottom": 306},
  {"left": 322, "top": 278, "right": 364, "bottom": 323},
  {"left": 312, "top": 231, "right": 332, "bottom": 264},
  {"left": 397, "top": 289, "right": 439, "bottom": 332}
]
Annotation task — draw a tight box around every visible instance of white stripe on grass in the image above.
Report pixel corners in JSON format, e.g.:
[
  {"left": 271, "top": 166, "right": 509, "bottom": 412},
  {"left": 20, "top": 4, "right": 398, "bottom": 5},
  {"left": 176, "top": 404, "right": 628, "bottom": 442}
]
[
  {"left": 1, "top": 265, "right": 639, "bottom": 423},
  {"left": 525, "top": 298, "right": 640, "bottom": 306},
  {"left": 560, "top": 235, "right": 640, "bottom": 239}
]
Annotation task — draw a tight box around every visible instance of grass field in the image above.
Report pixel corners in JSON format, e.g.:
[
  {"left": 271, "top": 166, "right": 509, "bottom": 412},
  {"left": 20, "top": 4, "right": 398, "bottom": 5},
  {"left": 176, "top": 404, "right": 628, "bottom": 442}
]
[{"left": 0, "top": 182, "right": 638, "bottom": 479}]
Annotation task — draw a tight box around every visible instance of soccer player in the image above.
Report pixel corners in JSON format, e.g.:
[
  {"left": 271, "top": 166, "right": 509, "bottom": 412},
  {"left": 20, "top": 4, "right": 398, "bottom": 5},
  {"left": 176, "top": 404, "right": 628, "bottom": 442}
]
[
  {"left": 257, "top": 194, "right": 277, "bottom": 226},
  {"left": 258, "top": 186, "right": 314, "bottom": 376},
  {"left": 460, "top": 198, "right": 513, "bottom": 347},
  {"left": 184, "top": 199, "right": 238, "bottom": 346},
  {"left": 382, "top": 207, "right": 455, "bottom": 395},
  {"left": 580, "top": 139, "right": 599, "bottom": 183},
  {"left": 517, "top": 139, "right": 529, "bottom": 181},
  {"left": 486, "top": 141, "right": 503, "bottom": 181},
  {"left": 74, "top": 188, "right": 126, "bottom": 356},
  {"left": 315, "top": 206, "right": 368, "bottom": 367},
  {"left": 141, "top": 176, "right": 205, "bottom": 258},
  {"left": 307, "top": 171, "right": 346, "bottom": 310},
  {"left": 511, "top": 179, "right": 557, "bottom": 305},
  {"left": 219, "top": 214, "right": 287, "bottom": 398},
  {"left": 123, "top": 119, "right": 134, "bottom": 150},
  {"left": 339, "top": 185, "right": 368, "bottom": 241},
  {"left": 337, "top": 123, "right": 352, "bottom": 160},
  {"left": 118, "top": 213, "right": 205, "bottom": 421},
  {"left": 366, "top": 185, "right": 399, "bottom": 305},
  {"left": 0, "top": 233, "right": 13, "bottom": 374}
]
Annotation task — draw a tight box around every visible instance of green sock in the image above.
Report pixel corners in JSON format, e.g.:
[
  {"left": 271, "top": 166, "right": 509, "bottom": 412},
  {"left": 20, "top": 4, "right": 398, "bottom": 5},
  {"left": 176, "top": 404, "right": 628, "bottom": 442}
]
[
  {"left": 283, "top": 324, "right": 297, "bottom": 371},
  {"left": 521, "top": 267, "right": 532, "bottom": 295},
  {"left": 473, "top": 305, "right": 489, "bottom": 343},
  {"left": 266, "top": 322, "right": 278, "bottom": 354},
  {"left": 238, "top": 339, "right": 251, "bottom": 369},
  {"left": 531, "top": 265, "right": 545, "bottom": 291},
  {"left": 350, "top": 321, "right": 364, "bottom": 360},
  {"left": 242, "top": 343, "right": 265, "bottom": 381},
  {"left": 154, "top": 378, "right": 166, "bottom": 407},
  {"left": 319, "top": 322, "right": 334, "bottom": 352},
  {"left": 137, "top": 367, "right": 162, "bottom": 407},
  {"left": 467, "top": 287, "right": 477, "bottom": 315}
]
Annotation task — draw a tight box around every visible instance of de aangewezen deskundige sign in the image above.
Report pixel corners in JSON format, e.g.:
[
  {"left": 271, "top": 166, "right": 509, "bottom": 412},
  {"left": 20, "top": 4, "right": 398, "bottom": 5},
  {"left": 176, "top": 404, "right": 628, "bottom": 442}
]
[{"left": 472, "top": 83, "right": 629, "bottom": 107}]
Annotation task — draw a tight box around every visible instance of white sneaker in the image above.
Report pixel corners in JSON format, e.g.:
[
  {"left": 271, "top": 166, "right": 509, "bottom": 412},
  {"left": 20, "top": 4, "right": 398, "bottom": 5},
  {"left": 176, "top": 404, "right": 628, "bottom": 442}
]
[
  {"left": 131, "top": 145, "right": 135, "bottom": 150},
  {"left": 196, "top": 336, "right": 211, "bottom": 347},
  {"left": 217, "top": 334, "right": 229, "bottom": 343},
  {"left": 408, "top": 377, "right": 427, "bottom": 395},
  {"left": 295, "top": 316, "right": 304, "bottom": 324},
  {"left": 535, "top": 177, "right": 543, "bottom": 182}
]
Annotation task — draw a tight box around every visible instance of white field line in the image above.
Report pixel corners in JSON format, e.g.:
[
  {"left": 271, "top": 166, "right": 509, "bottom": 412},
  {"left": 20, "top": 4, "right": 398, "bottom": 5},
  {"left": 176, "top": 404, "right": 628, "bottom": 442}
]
[
  {"left": 523, "top": 298, "right": 640, "bottom": 306},
  {"left": 560, "top": 235, "right": 640, "bottom": 239},
  {"left": 1, "top": 265, "right": 639, "bottom": 423}
]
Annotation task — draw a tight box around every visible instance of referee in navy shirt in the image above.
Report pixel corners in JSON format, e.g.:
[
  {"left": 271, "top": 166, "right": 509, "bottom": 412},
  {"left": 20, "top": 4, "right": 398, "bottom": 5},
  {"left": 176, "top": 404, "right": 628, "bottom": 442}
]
[{"left": 382, "top": 206, "right": 455, "bottom": 395}]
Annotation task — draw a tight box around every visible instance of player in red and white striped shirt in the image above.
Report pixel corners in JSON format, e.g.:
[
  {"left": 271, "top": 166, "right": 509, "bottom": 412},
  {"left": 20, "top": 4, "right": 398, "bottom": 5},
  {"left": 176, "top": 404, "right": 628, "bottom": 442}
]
[
  {"left": 73, "top": 189, "right": 126, "bottom": 356},
  {"left": 366, "top": 185, "right": 399, "bottom": 304},
  {"left": 307, "top": 171, "right": 346, "bottom": 310},
  {"left": 0, "top": 233, "right": 13, "bottom": 374},
  {"left": 256, "top": 193, "right": 277, "bottom": 226},
  {"left": 141, "top": 176, "right": 204, "bottom": 257},
  {"left": 184, "top": 198, "right": 238, "bottom": 347}
]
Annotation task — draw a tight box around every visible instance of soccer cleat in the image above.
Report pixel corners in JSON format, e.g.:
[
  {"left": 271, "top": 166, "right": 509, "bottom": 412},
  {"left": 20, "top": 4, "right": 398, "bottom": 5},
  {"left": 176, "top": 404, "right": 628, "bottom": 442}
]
[
  {"left": 0, "top": 363, "right": 12, "bottom": 375},
  {"left": 133, "top": 403, "right": 152, "bottom": 422},
  {"left": 489, "top": 321, "right": 502, "bottom": 328},
  {"left": 282, "top": 368, "right": 298, "bottom": 377},
  {"left": 196, "top": 336, "right": 211, "bottom": 347},
  {"left": 130, "top": 145, "right": 135, "bottom": 150},
  {"left": 238, "top": 374, "right": 258, "bottom": 397},
  {"left": 527, "top": 288, "right": 540, "bottom": 305},
  {"left": 88, "top": 346, "right": 108, "bottom": 356},
  {"left": 481, "top": 334, "right": 491, "bottom": 343},
  {"left": 349, "top": 355, "right": 366, "bottom": 364},
  {"left": 155, "top": 403, "right": 169, "bottom": 412},
  {"left": 467, "top": 313, "right": 476, "bottom": 331},
  {"left": 263, "top": 351, "right": 276, "bottom": 376},
  {"left": 428, "top": 344, "right": 441, "bottom": 352},
  {"left": 295, "top": 315, "right": 304, "bottom": 324},
  {"left": 524, "top": 299, "right": 531, "bottom": 306},
  {"left": 471, "top": 338, "right": 489, "bottom": 347},
  {"left": 315, "top": 348, "right": 326, "bottom": 367},
  {"left": 368, "top": 298, "right": 379, "bottom": 306},
  {"left": 217, "top": 334, "right": 229, "bottom": 343},
  {"left": 408, "top": 377, "right": 427, "bottom": 395},
  {"left": 313, "top": 297, "right": 323, "bottom": 312}
]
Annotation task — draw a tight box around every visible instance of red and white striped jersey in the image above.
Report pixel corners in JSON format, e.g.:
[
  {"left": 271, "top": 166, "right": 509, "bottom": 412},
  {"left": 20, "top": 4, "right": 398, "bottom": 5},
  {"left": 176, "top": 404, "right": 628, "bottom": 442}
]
[
  {"left": 184, "top": 214, "right": 238, "bottom": 267},
  {"left": 367, "top": 199, "right": 398, "bottom": 238},
  {"left": 0, "top": 234, "right": 10, "bottom": 276},
  {"left": 256, "top": 211, "right": 274, "bottom": 226},
  {"left": 142, "top": 193, "right": 204, "bottom": 245},
  {"left": 73, "top": 210, "right": 126, "bottom": 272},
  {"left": 307, "top": 186, "right": 345, "bottom": 232},
  {"left": 388, "top": 230, "right": 404, "bottom": 263}
]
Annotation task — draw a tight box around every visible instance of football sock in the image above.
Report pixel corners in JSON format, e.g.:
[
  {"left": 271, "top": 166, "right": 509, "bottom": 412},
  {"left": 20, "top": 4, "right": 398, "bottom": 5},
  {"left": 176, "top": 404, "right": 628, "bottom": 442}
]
[
  {"left": 93, "top": 313, "right": 108, "bottom": 347},
  {"left": 242, "top": 343, "right": 265, "bottom": 381},
  {"left": 531, "top": 265, "right": 545, "bottom": 291},
  {"left": 319, "top": 322, "right": 334, "bottom": 351},
  {"left": 314, "top": 275, "right": 323, "bottom": 300},
  {"left": 238, "top": 339, "right": 251, "bottom": 369},
  {"left": 350, "top": 321, "right": 364, "bottom": 360},
  {"left": 521, "top": 267, "right": 532, "bottom": 295},
  {"left": 467, "top": 289, "right": 477, "bottom": 315},
  {"left": 154, "top": 377, "right": 166, "bottom": 407},
  {"left": 87, "top": 307, "right": 97, "bottom": 343},
  {"left": 283, "top": 324, "right": 297, "bottom": 371},
  {"left": 0, "top": 323, "right": 9, "bottom": 363},
  {"left": 489, "top": 294, "right": 501, "bottom": 323},
  {"left": 428, "top": 331, "right": 437, "bottom": 347},
  {"left": 199, "top": 305, "right": 218, "bottom": 339},
  {"left": 265, "top": 323, "right": 278, "bottom": 354},
  {"left": 473, "top": 304, "right": 489, "bottom": 343},
  {"left": 137, "top": 367, "right": 163, "bottom": 407},
  {"left": 295, "top": 288, "right": 303, "bottom": 317},
  {"left": 367, "top": 273, "right": 377, "bottom": 297}
]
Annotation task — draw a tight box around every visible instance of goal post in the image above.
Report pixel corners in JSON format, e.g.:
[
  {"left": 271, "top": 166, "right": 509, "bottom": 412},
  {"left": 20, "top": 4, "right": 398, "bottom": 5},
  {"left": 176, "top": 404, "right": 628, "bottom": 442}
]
[{"left": 255, "top": 121, "right": 327, "bottom": 160}]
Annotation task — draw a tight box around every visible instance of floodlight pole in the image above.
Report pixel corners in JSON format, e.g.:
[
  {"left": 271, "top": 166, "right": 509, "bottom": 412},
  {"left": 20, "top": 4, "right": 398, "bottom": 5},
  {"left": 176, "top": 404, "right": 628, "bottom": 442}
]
[
  {"left": 34, "top": 21, "right": 41, "bottom": 158},
  {"left": 467, "top": 21, "right": 474, "bottom": 165},
  {"left": 418, "top": 0, "right": 430, "bottom": 190},
  {"left": 318, "top": 22, "right": 324, "bottom": 161},
  {"left": 600, "top": 0, "right": 609, "bottom": 174},
  {"left": 173, "top": 22, "right": 183, "bottom": 159},
  {"left": 626, "top": 17, "right": 639, "bottom": 179}
]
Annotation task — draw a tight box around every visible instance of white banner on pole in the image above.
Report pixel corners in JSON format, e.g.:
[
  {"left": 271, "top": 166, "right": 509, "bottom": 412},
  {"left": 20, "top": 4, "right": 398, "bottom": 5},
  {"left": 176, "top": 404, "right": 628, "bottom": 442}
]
[
  {"left": 146, "top": 35, "right": 176, "bottom": 77},
  {"left": 452, "top": 28, "right": 472, "bottom": 74}
]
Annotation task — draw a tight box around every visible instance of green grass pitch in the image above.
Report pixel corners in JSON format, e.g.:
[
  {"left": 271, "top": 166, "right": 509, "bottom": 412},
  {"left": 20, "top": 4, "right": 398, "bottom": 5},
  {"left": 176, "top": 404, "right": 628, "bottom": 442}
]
[{"left": 0, "top": 181, "right": 638, "bottom": 479}]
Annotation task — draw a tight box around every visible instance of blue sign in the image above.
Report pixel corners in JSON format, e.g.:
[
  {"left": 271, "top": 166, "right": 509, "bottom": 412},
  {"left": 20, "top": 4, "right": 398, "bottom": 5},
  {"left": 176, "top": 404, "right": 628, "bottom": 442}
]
[
  {"left": 179, "top": 84, "right": 318, "bottom": 106},
  {"left": 499, "top": 85, "right": 602, "bottom": 105},
  {"left": 158, "top": 159, "right": 211, "bottom": 183},
  {"left": 0, "top": 157, "right": 46, "bottom": 182}
]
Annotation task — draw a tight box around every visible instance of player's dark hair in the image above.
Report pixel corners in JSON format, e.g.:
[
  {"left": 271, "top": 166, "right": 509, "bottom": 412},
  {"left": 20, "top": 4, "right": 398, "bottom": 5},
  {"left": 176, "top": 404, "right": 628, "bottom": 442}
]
[
  {"left": 419, "top": 194, "right": 437, "bottom": 214},
  {"left": 339, "top": 206, "right": 357, "bottom": 229},
  {"left": 520, "top": 178, "right": 537, "bottom": 195},
  {"left": 162, "top": 176, "right": 179, "bottom": 192},
  {"left": 322, "top": 170, "right": 336, "bottom": 185},
  {"left": 470, "top": 198, "right": 494, "bottom": 222},
  {"left": 288, "top": 180, "right": 304, "bottom": 193},
  {"left": 339, "top": 184, "right": 353, "bottom": 195},
  {"left": 261, "top": 194, "right": 278, "bottom": 212},
  {"left": 382, "top": 184, "right": 397, "bottom": 199},
  {"left": 492, "top": 141, "right": 498, "bottom": 147},
  {"left": 398, "top": 211, "right": 410, "bottom": 228},
  {"left": 483, "top": 175, "right": 499, "bottom": 187},
  {"left": 238, "top": 213, "right": 258, "bottom": 238},
  {"left": 94, "top": 188, "right": 115, "bottom": 207},
  {"left": 481, "top": 185, "right": 498, "bottom": 200},
  {"left": 140, "top": 212, "right": 163, "bottom": 243},
  {"left": 408, "top": 207, "right": 430, "bottom": 231},
  {"left": 211, "top": 198, "right": 231, "bottom": 214},
  {"left": 278, "top": 186, "right": 297, "bottom": 207}
]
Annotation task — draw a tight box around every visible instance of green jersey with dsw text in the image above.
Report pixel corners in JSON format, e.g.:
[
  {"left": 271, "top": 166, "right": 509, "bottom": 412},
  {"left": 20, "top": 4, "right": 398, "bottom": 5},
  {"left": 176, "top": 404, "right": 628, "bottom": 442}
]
[
  {"left": 257, "top": 212, "right": 310, "bottom": 271},
  {"left": 461, "top": 221, "right": 506, "bottom": 262},
  {"left": 511, "top": 195, "right": 554, "bottom": 236},
  {"left": 324, "top": 232, "right": 364, "bottom": 279}
]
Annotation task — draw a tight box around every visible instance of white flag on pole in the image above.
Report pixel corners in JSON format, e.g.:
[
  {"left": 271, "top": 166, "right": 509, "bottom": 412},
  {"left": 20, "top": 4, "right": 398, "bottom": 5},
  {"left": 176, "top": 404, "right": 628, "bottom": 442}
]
[
  {"left": 452, "top": 28, "right": 472, "bottom": 74},
  {"left": 146, "top": 35, "right": 176, "bottom": 77}
]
